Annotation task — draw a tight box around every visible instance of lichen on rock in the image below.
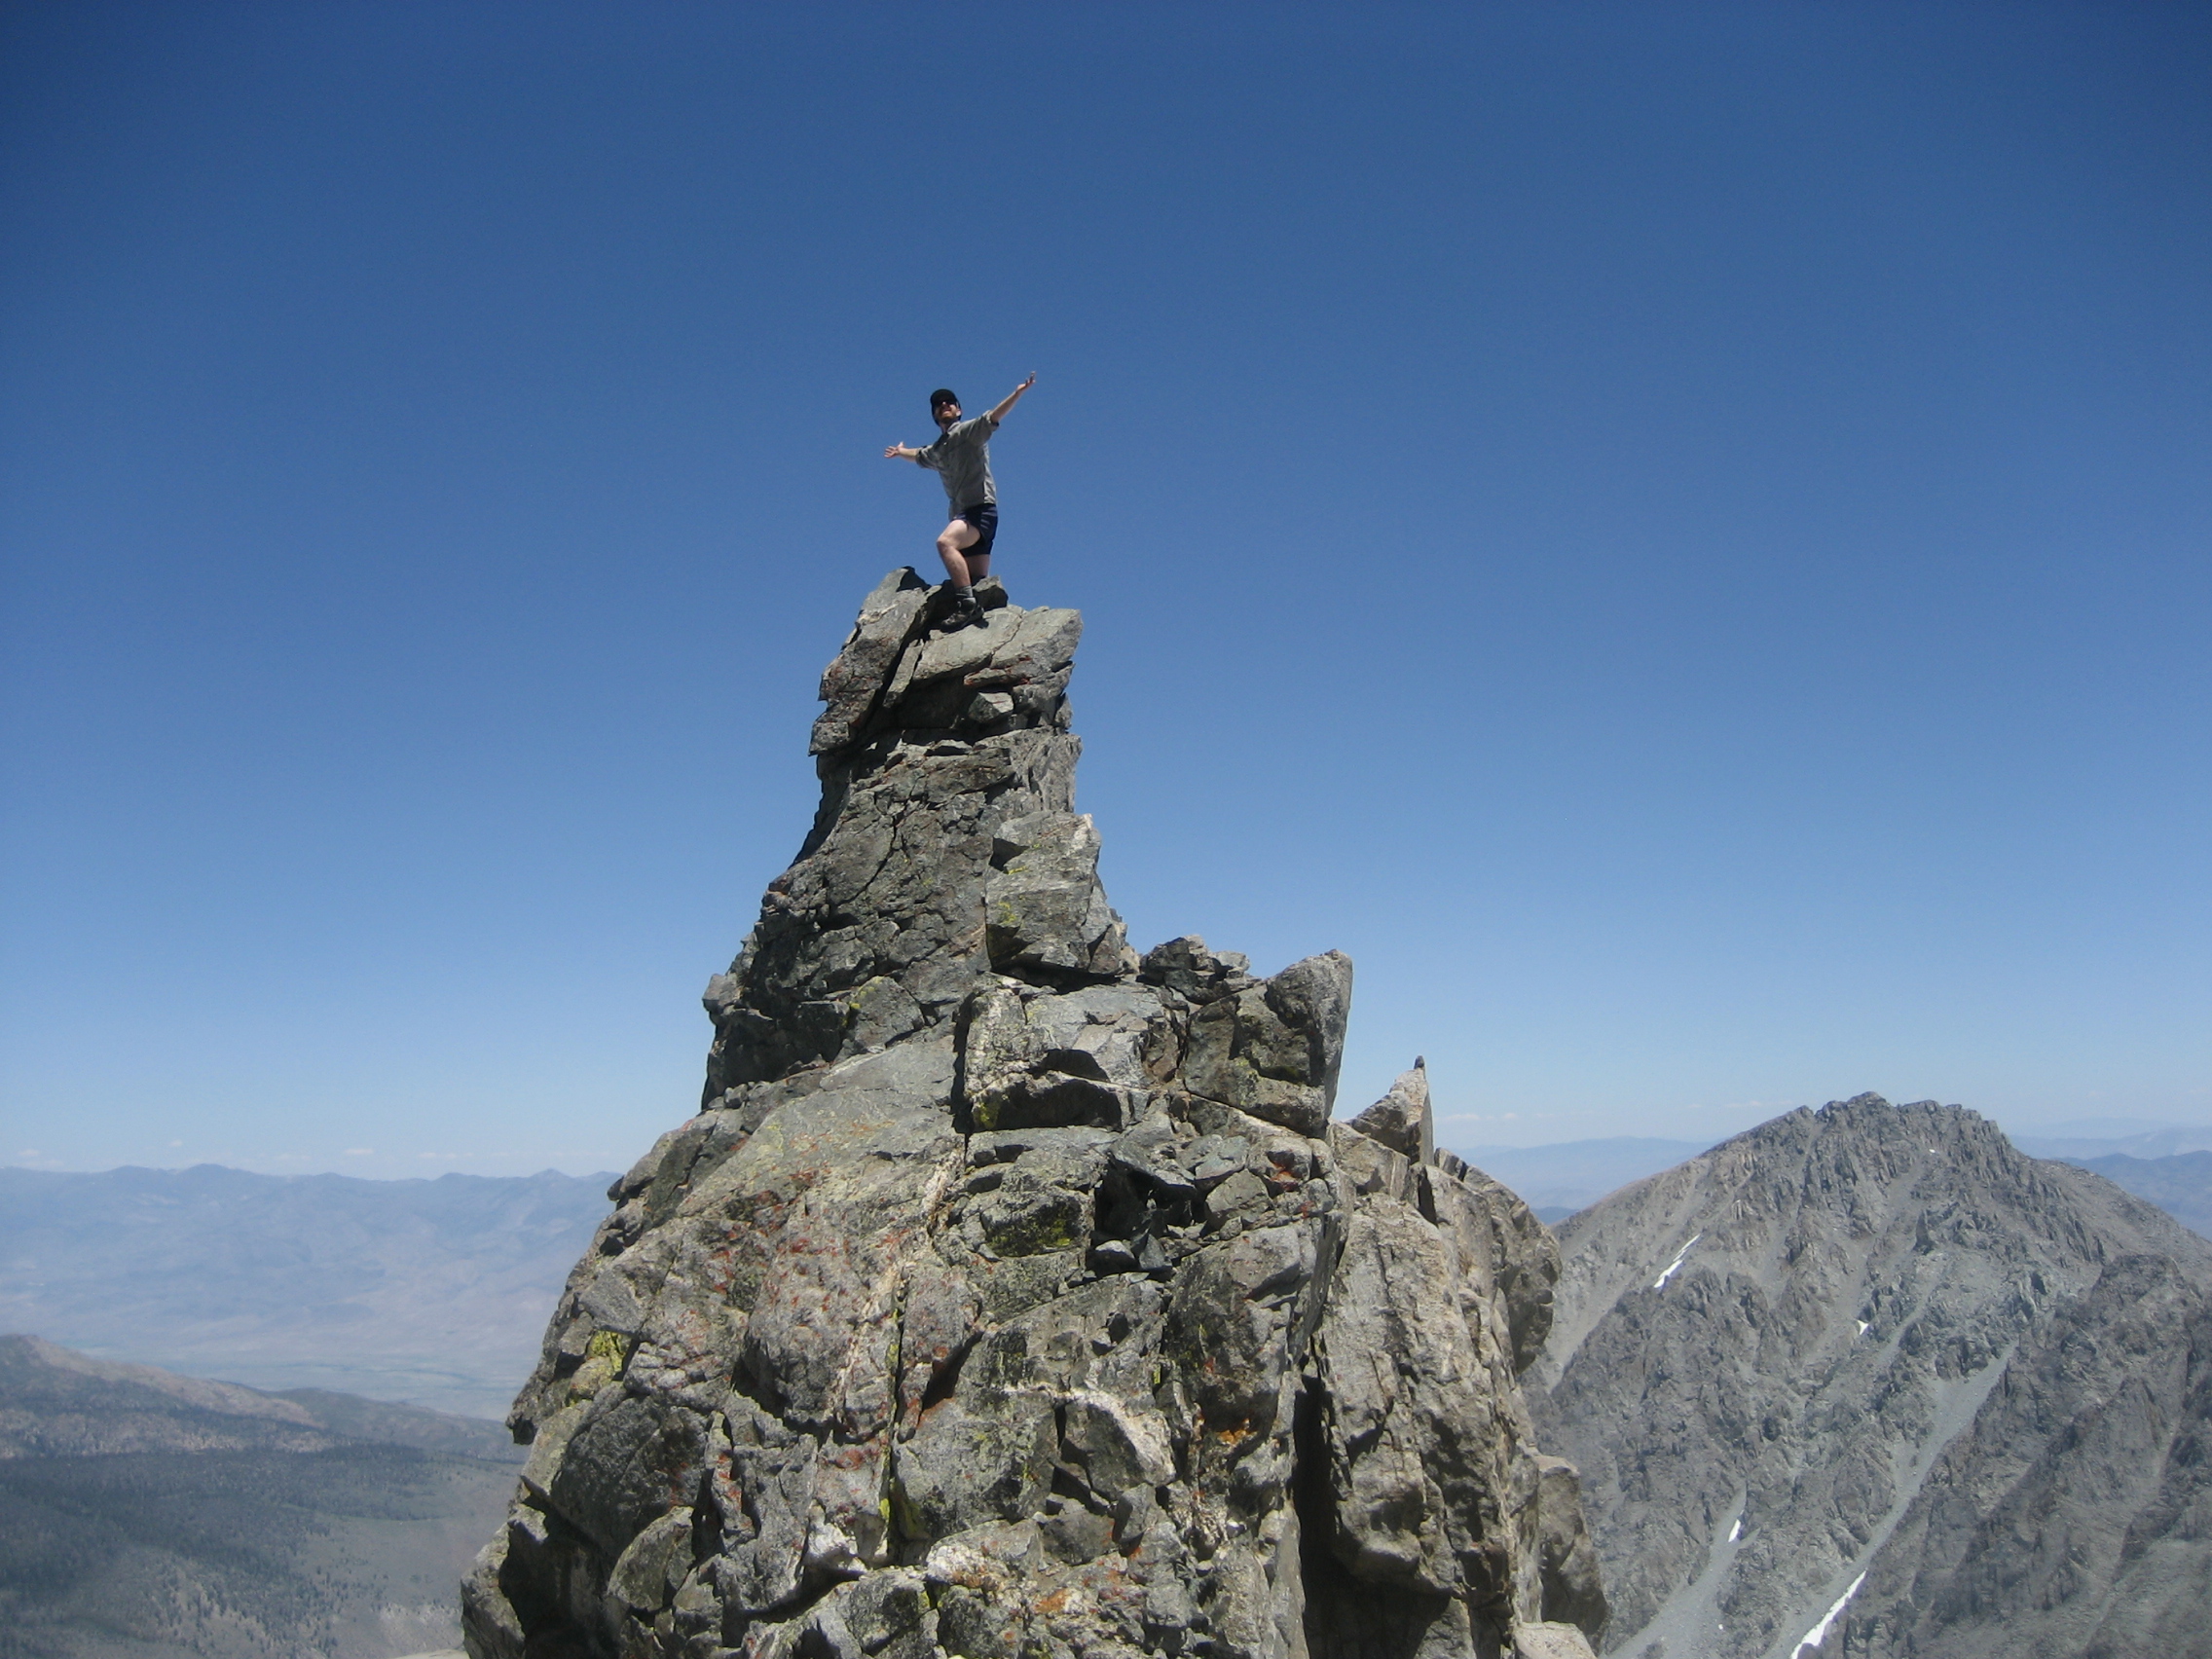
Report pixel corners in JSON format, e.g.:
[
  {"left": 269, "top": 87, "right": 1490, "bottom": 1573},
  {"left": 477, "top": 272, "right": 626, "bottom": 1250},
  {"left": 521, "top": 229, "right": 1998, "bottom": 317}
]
[{"left": 463, "top": 570, "right": 1604, "bottom": 1659}]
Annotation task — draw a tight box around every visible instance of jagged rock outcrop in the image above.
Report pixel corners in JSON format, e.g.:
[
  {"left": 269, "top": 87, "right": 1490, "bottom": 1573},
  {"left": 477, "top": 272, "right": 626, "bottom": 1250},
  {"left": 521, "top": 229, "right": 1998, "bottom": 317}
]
[
  {"left": 463, "top": 572, "right": 1604, "bottom": 1659},
  {"left": 1531, "top": 1093, "right": 2212, "bottom": 1659}
]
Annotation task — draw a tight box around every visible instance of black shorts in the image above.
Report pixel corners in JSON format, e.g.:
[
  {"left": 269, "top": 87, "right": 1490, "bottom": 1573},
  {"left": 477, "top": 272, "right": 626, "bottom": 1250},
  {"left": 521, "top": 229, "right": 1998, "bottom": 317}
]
[{"left": 953, "top": 501, "right": 998, "bottom": 560}]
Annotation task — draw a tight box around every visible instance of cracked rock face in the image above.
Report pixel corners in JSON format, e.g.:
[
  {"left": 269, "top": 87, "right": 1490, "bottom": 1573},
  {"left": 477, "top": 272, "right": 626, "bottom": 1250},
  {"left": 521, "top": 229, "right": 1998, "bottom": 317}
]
[{"left": 463, "top": 571, "right": 1604, "bottom": 1659}]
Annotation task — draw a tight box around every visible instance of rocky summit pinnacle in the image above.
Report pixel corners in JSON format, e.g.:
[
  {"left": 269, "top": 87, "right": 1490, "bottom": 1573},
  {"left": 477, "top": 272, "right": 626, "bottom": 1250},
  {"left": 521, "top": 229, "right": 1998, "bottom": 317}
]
[{"left": 462, "top": 572, "right": 1607, "bottom": 1659}]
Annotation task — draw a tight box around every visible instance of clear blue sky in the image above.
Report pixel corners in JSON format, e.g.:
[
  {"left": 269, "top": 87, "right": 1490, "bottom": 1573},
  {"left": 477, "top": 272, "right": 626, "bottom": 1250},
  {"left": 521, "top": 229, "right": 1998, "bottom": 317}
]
[{"left": 4, "top": 2, "right": 2206, "bottom": 1178}]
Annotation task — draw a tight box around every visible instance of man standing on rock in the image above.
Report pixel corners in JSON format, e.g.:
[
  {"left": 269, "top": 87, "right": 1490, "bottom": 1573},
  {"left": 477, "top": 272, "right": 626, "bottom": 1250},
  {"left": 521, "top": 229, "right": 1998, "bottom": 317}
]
[{"left": 883, "top": 374, "right": 1035, "bottom": 631}]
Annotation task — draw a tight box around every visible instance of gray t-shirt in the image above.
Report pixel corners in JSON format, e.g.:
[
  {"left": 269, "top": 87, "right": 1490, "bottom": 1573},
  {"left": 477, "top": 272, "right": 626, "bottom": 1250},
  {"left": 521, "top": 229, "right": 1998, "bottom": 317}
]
[{"left": 915, "top": 415, "right": 998, "bottom": 508}]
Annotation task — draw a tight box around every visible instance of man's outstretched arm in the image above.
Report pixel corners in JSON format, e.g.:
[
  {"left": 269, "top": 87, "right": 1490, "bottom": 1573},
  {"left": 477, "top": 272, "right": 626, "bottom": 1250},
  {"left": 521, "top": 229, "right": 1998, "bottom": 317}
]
[
  {"left": 883, "top": 441, "right": 931, "bottom": 462},
  {"left": 986, "top": 373, "right": 1037, "bottom": 425}
]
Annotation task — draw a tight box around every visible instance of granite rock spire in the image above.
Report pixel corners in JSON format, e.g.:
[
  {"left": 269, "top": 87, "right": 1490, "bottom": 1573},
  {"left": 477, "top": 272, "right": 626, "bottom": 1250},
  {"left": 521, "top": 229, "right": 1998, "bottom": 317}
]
[{"left": 462, "top": 572, "right": 1604, "bottom": 1659}]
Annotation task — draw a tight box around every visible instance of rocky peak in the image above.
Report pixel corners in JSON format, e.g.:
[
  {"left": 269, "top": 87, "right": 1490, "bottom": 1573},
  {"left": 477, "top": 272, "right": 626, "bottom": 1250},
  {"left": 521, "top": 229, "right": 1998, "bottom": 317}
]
[
  {"left": 703, "top": 571, "right": 1125, "bottom": 1092},
  {"left": 465, "top": 573, "right": 1606, "bottom": 1659},
  {"left": 1534, "top": 1091, "right": 2212, "bottom": 1659}
]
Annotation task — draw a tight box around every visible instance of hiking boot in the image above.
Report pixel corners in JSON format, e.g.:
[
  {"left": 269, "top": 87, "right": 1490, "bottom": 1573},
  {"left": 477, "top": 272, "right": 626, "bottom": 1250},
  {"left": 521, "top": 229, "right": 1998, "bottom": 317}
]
[{"left": 938, "top": 601, "right": 980, "bottom": 633}]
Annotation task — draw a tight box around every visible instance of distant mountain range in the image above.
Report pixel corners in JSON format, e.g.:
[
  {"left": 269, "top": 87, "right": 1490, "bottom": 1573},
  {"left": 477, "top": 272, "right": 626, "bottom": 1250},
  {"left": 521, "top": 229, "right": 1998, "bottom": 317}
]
[
  {"left": 2013, "top": 1122, "right": 2212, "bottom": 1157},
  {"left": 1449, "top": 1127, "right": 2212, "bottom": 1242},
  {"left": 1448, "top": 1137, "right": 1713, "bottom": 1220},
  {"left": 0, "top": 1164, "right": 612, "bottom": 1419},
  {"left": 1998, "top": 1127, "right": 2212, "bottom": 1241},
  {"left": 0, "top": 1334, "right": 515, "bottom": 1659},
  {"left": 2044, "top": 1150, "right": 2212, "bottom": 1238}
]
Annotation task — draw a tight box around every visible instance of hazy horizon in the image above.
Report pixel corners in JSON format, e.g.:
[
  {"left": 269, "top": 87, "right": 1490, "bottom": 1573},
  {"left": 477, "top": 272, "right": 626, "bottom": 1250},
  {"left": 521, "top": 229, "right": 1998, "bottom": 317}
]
[{"left": 9, "top": 1104, "right": 2208, "bottom": 1180}]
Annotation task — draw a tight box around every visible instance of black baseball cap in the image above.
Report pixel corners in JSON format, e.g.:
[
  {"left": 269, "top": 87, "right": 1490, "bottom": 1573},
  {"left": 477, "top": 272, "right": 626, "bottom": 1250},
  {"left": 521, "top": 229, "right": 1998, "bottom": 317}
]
[{"left": 929, "top": 387, "right": 959, "bottom": 411}]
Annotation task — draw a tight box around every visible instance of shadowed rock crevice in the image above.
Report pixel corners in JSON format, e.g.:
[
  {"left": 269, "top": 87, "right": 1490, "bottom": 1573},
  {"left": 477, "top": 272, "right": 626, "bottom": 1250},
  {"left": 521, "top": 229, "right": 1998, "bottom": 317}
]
[{"left": 464, "top": 571, "right": 1604, "bottom": 1659}]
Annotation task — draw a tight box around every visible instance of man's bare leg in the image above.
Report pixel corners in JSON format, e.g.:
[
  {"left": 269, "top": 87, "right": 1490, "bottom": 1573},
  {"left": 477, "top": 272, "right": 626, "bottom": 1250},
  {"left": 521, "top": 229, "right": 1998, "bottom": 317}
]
[
  {"left": 937, "top": 519, "right": 980, "bottom": 586},
  {"left": 935, "top": 519, "right": 987, "bottom": 627}
]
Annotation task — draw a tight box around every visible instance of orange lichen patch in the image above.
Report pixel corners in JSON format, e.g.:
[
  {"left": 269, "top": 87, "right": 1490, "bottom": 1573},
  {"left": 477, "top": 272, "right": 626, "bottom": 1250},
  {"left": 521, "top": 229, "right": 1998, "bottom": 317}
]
[
  {"left": 1214, "top": 1420, "right": 1253, "bottom": 1449},
  {"left": 1035, "top": 1588, "right": 1075, "bottom": 1615},
  {"left": 1088, "top": 1567, "right": 1145, "bottom": 1610}
]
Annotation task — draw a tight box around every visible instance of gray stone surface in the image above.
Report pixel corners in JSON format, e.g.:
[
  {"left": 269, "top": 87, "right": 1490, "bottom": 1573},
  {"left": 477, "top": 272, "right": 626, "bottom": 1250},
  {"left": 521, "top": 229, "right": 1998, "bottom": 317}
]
[
  {"left": 465, "top": 572, "right": 1600, "bottom": 1659},
  {"left": 809, "top": 568, "right": 933, "bottom": 756},
  {"left": 1532, "top": 1092, "right": 2212, "bottom": 1659},
  {"left": 1350, "top": 1058, "right": 1434, "bottom": 1164},
  {"left": 983, "top": 811, "right": 1134, "bottom": 979},
  {"left": 704, "top": 571, "right": 1088, "bottom": 1090},
  {"left": 1138, "top": 934, "right": 1256, "bottom": 1006},
  {"left": 1180, "top": 951, "right": 1354, "bottom": 1136},
  {"left": 1530, "top": 1457, "right": 1606, "bottom": 1639}
]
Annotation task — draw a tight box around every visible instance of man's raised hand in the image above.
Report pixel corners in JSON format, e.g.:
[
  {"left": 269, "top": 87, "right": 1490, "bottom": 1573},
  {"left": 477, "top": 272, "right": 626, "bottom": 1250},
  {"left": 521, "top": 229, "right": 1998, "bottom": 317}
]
[{"left": 988, "top": 374, "right": 1038, "bottom": 424}]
